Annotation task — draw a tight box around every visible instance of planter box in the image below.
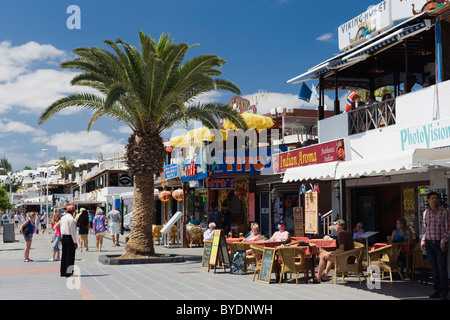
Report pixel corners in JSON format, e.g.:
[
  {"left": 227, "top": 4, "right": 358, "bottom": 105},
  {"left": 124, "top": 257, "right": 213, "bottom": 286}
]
[{"left": 99, "top": 254, "right": 185, "bottom": 265}]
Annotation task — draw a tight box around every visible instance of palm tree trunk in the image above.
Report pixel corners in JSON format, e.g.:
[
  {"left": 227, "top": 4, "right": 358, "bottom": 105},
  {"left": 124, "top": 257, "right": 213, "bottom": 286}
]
[{"left": 121, "top": 171, "right": 155, "bottom": 258}]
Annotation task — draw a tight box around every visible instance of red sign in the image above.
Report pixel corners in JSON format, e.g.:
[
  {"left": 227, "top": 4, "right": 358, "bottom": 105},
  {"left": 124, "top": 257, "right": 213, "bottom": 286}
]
[
  {"left": 273, "top": 139, "right": 345, "bottom": 173},
  {"left": 185, "top": 163, "right": 198, "bottom": 177}
]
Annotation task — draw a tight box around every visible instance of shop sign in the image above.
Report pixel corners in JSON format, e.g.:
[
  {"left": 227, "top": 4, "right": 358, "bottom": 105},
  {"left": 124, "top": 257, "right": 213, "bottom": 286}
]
[
  {"left": 273, "top": 139, "right": 345, "bottom": 174},
  {"left": 400, "top": 119, "right": 450, "bottom": 151},
  {"left": 119, "top": 173, "right": 132, "bottom": 186},
  {"left": 305, "top": 192, "right": 319, "bottom": 235},
  {"left": 210, "top": 146, "right": 287, "bottom": 175},
  {"left": 338, "top": 0, "right": 392, "bottom": 51},
  {"left": 164, "top": 163, "right": 179, "bottom": 180},
  {"left": 391, "top": 0, "right": 447, "bottom": 21},
  {"left": 181, "top": 155, "right": 208, "bottom": 183},
  {"left": 201, "top": 177, "right": 236, "bottom": 189}
]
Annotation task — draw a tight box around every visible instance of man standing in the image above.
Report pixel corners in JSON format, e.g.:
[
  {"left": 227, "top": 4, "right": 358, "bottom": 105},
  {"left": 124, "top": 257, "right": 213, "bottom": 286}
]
[
  {"left": 221, "top": 201, "right": 232, "bottom": 236},
  {"left": 107, "top": 206, "right": 121, "bottom": 247},
  {"left": 207, "top": 202, "right": 223, "bottom": 230},
  {"left": 421, "top": 192, "right": 450, "bottom": 300},
  {"left": 60, "top": 205, "right": 77, "bottom": 277}
]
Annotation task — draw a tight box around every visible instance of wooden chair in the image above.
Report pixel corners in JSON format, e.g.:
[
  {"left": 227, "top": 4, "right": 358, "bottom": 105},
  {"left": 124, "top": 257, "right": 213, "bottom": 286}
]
[
  {"left": 368, "top": 244, "right": 403, "bottom": 281},
  {"left": 250, "top": 244, "right": 264, "bottom": 281},
  {"left": 232, "top": 242, "right": 256, "bottom": 273},
  {"left": 169, "top": 225, "right": 178, "bottom": 244},
  {"left": 411, "top": 246, "right": 431, "bottom": 279},
  {"left": 276, "top": 247, "right": 308, "bottom": 284},
  {"left": 153, "top": 225, "right": 163, "bottom": 245},
  {"left": 334, "top": 247, "right": 366, "bottom": 284},
  {"left": 189, "top": 226, "right": 203, "bottom": 248}
]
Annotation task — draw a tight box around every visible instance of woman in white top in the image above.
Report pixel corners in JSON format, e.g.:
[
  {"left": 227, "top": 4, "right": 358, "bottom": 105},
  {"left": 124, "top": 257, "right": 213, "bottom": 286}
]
[{"left": 203, "top": 223, "right": 216, "bottom": 241}]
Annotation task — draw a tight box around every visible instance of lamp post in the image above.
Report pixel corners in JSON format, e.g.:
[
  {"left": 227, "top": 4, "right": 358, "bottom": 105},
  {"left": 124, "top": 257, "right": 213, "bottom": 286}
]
[
  {"left": 42, "top": 149, "right": 49, "bottom": 218},
  {"left": 270, "top": 107, "right": 284, "bottom": 141}
]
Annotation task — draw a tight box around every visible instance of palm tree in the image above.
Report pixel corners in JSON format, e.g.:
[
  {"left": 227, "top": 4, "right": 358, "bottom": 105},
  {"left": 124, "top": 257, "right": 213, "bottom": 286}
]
[
  {"left": 56, "top": 157, "right": 74, "bottom": 181},
  {"left": 39, "top": 31, "right": 247, "bottom": 258}
]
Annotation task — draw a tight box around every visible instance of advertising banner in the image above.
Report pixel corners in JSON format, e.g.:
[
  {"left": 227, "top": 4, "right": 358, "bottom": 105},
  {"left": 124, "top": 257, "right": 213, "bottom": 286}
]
[
  {"left": 391, "top": 0, "right": 449, "bottom": 21},
  {"left": 305, "top": 192, "right": 319, "bottom": 235},
  {"left": 338, "top": 0, "right": 392, "bottom": 51},
  {"left": 273, "top": 139, "right": 345, "bottom": 174}
]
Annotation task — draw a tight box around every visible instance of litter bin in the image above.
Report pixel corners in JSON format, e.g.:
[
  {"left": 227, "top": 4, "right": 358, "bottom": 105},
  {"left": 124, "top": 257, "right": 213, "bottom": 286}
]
[{"left": 3, "top": 223, "right": 15, "bottom": 243}]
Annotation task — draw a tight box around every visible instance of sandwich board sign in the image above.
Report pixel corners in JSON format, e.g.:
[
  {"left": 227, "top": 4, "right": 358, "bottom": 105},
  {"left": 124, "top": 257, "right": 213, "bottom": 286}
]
[{"left": 208, "top": 230, "right": 230, "bottom": 273}]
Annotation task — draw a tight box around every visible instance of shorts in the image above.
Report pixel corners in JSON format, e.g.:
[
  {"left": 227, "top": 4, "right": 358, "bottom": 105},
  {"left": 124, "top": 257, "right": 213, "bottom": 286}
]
[
  {"left": 78, "top": 227, "right": 89, "bottom": 235},
  {"left": 24, "top": 234, "right": 33, "bottom": 242},
  {"left": 110, "top": 222, "right": 120, "bottom": 235},
  {"left": 95, "top": 232, "right": 106, "bottom": 237},
  {"left": 52, "top": 236, "right": 61, "bottom": 252}
]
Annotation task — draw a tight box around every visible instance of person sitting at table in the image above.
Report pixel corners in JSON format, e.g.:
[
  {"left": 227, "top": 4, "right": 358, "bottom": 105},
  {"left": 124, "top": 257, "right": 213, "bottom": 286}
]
[
  {"left": 389, "top": 217, "right": 413, "bottom": 278},
  {"left": 267, "top": 220, "right": 291, "bottom": 244},
  {"left": 203, "top": 222, "right": 216, "bottom": 241},
  {"left": 312, "top": 219, "right": 354, "bottom": 283},
  {"left": 353, "top": 222, "right": 365, "bottom": 240},
  {"left": 188, "top": 215, "right": 200, "bottom": 225},
  {"left": 243, "top": 223, "right": 264, "bottom": 242}
]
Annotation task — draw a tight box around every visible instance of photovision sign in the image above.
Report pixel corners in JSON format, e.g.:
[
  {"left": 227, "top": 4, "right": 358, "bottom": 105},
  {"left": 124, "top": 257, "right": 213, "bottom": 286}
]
[{"left": 400, "top": 120, "right": 450, "bottom": 151}]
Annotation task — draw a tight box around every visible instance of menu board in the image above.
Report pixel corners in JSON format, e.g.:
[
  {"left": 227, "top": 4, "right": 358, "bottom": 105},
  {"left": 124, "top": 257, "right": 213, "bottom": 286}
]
[
  {"left": 293, "top": 207, "right": 304, "bottom": 237},
  {"left": 305, "top": 192, "right": 318, "bottom": 235},
  {"left": 208, "top": 230, "right": 230, "bottom": 273},
  {"left": 258, "top": 248, "right": 276, "bottom": 284},
  {"left": 201, "top": 241, "right": 212, "bottom": 269},
  {"left": 230, "top": 251, "right": 246, "bottom": 275}
]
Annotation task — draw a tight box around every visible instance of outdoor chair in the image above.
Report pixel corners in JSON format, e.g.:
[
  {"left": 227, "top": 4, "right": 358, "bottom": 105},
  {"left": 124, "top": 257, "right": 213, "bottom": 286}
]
[
  {"left": 334, "top": 247, "right": 366, "bottom": 284},
  {"left": 411, "top": 246, "right": 431, "bottom": 279},
  {"left": 368, "top": 244, "right": 403, "bottom": 281},
  {"left": 189, "top": 226, "right": 203, "bottom": 248},
  {"left": 276, "top": 247, "right": 308, "bottom": 284},
  {"left": 153, "top": 225, "right": 163, "bottom": 245},
  {"left": 232, "top": 242, "right": 256, "bottom": 273},
  {"left": 250, "top": 244, "right": 264, "bottom": 281},
  {"left": 169, "top": 225, "right": 178, "bottom": 244}
]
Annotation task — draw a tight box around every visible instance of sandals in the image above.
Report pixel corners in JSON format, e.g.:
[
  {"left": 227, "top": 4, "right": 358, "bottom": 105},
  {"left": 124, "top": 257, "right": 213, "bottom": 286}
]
[{"left": 24, "top": 259, "right": 33, "bottom": 262}]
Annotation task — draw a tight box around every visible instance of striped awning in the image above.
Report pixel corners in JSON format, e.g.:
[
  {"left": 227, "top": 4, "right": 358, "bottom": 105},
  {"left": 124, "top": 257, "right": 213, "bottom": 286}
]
[{"left": 287, "top": 20, "right": 432, "bottom": 85}]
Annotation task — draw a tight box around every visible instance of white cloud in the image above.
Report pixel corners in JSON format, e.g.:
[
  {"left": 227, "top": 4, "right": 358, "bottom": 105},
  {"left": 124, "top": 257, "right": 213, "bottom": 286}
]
[
  {"left": 0, "top": 118, "right": 46, "bottom": 136},
  {"left": 316, "top": 33, "right": 334, "bottom": 42},
  {"left": 44, "top": 130, "right": 126, "bottom": 156}
]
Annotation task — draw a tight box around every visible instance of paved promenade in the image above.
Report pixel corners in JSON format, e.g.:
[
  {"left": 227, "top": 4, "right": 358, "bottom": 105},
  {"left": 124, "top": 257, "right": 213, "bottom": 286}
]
[{"left": 0, "top": 226, "right": 438, "bottom": 302}]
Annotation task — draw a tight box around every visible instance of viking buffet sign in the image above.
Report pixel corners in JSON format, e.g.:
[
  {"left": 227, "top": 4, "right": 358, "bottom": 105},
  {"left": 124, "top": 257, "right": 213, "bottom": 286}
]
[
  {"left": 273, "top": 139, "right": 345, "bottom": 174},
  {"left": 339, "top": 0, "right": 392, "bottom": 51},
  {"left": 391, "top": 0, "right": 449, "bottom": 21}
]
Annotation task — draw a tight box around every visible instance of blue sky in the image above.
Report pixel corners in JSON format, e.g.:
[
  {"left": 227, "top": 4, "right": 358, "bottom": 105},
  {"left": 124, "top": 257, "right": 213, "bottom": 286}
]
[{"left": 0, "top": 0, "right": 377, "bottom": 171}]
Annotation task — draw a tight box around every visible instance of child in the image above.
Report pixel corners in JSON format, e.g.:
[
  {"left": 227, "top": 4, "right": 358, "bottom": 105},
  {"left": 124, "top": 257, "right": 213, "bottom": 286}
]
[{"left": 50, "top": 214, "right": 61, "bottom": 261}]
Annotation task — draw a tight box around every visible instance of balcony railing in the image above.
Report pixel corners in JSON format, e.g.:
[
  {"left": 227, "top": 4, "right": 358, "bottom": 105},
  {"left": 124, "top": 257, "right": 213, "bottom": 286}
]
[{"left": 348, "top": 98, "right": 396, "bottom": 135}]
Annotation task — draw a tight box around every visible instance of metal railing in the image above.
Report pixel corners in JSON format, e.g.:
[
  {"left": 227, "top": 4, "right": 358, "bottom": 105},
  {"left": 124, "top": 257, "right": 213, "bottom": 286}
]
[
  {"left": 348, "top": 98, "right": 396, "bottom": 135},
  {"left": 320, "top": 210, "right": 333, "bottom": 236}
]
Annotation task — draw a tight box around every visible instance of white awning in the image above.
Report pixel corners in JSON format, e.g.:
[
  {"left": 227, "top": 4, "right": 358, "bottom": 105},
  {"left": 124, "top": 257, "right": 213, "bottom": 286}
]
[
  {"left": 282, "top": 148, "right": 450, "bottom": 182},
  {"left": 282, "top": 161, "right": 338, "bottom": 183},
  {"left": 335, "top": 148, "right": 450, "bottom": 179}
]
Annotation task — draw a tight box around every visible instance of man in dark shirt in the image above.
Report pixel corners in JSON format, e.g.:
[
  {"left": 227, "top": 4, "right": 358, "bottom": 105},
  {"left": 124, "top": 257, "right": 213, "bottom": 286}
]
[
  {"left": 312, "top": 219, "right": 353, "bottom": 283},
  {"left": 221, "top": 201, "right": 233, "bottom": 235},
  {"left": 207, "top": 203, "right": 223, "bottom": 230}
]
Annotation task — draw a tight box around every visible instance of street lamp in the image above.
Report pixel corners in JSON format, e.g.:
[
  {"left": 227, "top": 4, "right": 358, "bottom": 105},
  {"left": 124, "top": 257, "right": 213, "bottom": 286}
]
[{"left": 42, "top": 149, "right": 49, "bottom": 217}]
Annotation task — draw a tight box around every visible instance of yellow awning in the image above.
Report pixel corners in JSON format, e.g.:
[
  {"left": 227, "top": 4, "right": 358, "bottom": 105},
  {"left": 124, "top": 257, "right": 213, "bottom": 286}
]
[
  {"left": 170, "top": 127, "right": 228, "bottom": 147},
  {"left": 223, "top": 113, "right": 274, "bottom": 131}
]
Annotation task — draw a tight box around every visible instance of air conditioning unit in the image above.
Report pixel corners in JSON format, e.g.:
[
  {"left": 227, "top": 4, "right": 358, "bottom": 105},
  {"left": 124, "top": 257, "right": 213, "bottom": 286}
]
[{"left": 286, "top": 107, "right": 294, "bottom": 113}]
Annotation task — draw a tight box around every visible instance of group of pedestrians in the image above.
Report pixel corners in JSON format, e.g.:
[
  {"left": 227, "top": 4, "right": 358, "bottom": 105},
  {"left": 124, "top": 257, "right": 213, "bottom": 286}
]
[{"left": 18, "top": 205, "right": 122, "bottom": 277}]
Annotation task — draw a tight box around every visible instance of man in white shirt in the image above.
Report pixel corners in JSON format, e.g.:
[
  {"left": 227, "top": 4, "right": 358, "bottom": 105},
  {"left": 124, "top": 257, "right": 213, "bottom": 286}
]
[
  {"left": 107, "top": 206, "right": 121, "bottom": 247},
  {"left": 60, "top": 205, "right": 78, "bottom": 277}
]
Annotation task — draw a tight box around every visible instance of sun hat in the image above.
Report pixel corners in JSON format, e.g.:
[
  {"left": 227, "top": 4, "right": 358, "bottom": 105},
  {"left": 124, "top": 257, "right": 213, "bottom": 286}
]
[{"left": 334, "top": 219, "right": 346, "bottom": 226}]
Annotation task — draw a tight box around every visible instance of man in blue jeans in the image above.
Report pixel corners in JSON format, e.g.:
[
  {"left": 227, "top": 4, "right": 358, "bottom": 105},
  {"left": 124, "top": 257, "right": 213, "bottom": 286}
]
[{"left": 421, "top": 192, "right": 450, "bottom": 300}]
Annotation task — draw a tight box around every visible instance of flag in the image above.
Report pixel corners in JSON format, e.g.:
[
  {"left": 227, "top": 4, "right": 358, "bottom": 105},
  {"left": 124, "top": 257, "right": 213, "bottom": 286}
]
[
  {"left": 313, "top": 183, "right": 320, "bottom": 194},
  {"left": 311, "top": 84, "right": 319, "bottom": 99},
  {"left": 300, "top": 184, "right": 306, "bottom": 195},
  {"left": 345, "top": 92, "right": 360, "bottom": 112},
  {"left": 298, "top": 83, "right": 313, "bottom": 102}
]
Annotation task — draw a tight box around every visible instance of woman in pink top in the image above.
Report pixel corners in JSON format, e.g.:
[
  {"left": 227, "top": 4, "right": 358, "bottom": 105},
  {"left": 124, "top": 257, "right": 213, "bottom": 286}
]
[{"left": 50, "top": 214, "right": 61, "bottom": 261}]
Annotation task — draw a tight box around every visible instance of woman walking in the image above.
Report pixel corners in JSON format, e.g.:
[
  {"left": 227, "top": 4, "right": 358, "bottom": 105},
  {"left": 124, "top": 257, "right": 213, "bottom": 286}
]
[
  {"left": 93, "top": 208, "right": 107, "bottom": 252},
  {"left": 77, "top": 209, "right": 90, "bottom": 251},
  {"left": 20, "top": 212, "right": 36, "bottom": 262},
  {"left": 50, "top": 213, "right": 61, "bottom": 261}
]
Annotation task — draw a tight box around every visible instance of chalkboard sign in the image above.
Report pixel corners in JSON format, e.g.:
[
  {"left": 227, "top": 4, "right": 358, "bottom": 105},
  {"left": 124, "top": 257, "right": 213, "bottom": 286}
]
[
  {"left": 230, "top": 250, "right": 246, "bottom": 275},
  {"left": 202, "top": 241, "right": 213, "bottom": 269},
  {"left": 258, "top": 247, "right": 276, "bottom": 284},
  {"left": 208, "top": 230, "right": 230, "bottom": 273}
]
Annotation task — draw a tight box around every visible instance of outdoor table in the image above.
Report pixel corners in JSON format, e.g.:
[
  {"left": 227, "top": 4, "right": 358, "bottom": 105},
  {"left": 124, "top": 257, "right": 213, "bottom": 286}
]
[
  {"left": 226, "top": 238, "right": 243, "bottom": 244},
  {"left": 290, "top": 237, "right": 310, "bottom": 243},
  {"left": 308, "top": 239, "right": 336, "bottom": 249},
  {"left": 245, "top": 240, "right": 283, "bottom": 248},
  {"left": 371, "top": 242, "right": 410, "bottom": 254}
]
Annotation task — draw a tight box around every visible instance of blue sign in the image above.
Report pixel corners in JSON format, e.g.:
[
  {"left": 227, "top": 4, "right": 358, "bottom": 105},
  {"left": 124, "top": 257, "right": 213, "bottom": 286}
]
[
  {"left": 164, "top": 164, "right": 179, "bottom": 180},
  {"left": 181, "top": 155, "right": 208, "bottom": 183}
]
